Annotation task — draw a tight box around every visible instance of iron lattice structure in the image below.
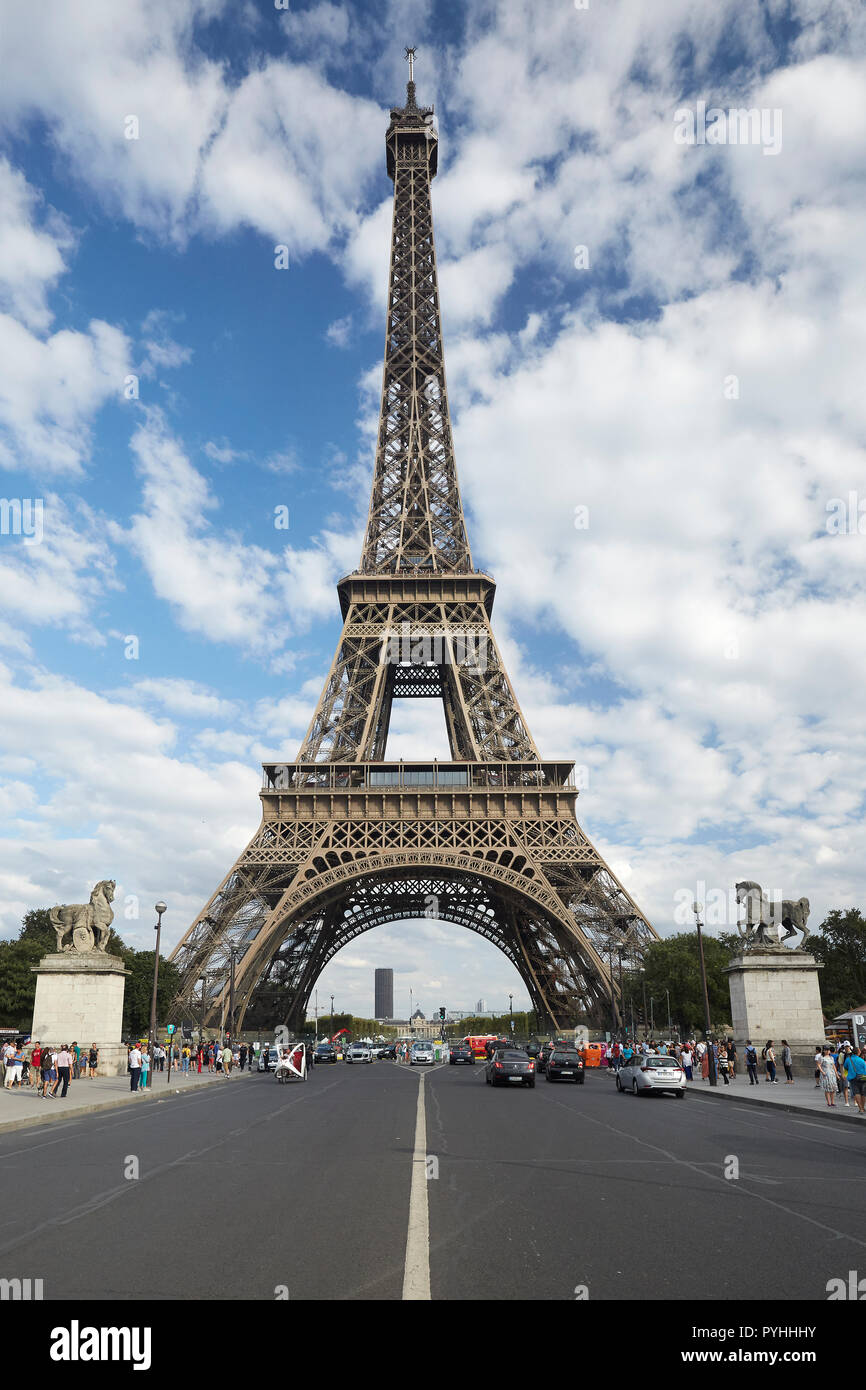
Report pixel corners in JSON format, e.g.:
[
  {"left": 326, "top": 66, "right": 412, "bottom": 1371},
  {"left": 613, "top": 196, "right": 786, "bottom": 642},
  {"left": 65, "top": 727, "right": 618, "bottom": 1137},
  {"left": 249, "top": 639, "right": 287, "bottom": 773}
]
[{"left": 169, "top": 63, "right": 657, "bottom": 1033}]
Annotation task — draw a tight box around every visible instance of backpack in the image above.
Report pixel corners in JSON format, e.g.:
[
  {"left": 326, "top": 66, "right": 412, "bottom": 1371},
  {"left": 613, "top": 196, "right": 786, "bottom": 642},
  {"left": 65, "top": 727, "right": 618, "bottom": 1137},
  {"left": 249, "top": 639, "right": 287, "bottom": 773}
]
[{"left": 745, "top": 1046, "right": 757, "bottom": 1063}]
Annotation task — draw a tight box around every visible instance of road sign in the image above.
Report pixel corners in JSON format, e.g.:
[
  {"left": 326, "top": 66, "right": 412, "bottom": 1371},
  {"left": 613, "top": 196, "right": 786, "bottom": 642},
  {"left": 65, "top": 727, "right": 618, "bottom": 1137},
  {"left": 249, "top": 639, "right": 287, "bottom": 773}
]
[{"left": 166, "top": 1024, "right": 176, "bottom": 1035}]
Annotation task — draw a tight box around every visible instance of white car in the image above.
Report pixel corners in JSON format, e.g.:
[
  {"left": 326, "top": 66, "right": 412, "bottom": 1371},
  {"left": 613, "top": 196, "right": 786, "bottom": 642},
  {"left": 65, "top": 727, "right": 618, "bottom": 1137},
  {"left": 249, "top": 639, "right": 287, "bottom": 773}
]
[
  {"left": 616, "top": 1053, "right": 685, "bottom": 1098},
  {"left": 346, "top": 1043, "right": 373, "bottom": 1064},
  {"left": 410, "top": 1043, "right": 435, "bottom": 1065}
]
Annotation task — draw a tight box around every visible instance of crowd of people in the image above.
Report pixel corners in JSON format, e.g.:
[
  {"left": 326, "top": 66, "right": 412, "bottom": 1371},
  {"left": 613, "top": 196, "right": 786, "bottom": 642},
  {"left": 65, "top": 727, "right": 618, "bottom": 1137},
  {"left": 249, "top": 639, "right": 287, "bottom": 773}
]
[
  {"left": 603, "top": 1035, "right": 866, "bottom": 1109},
  {"left": 125, "top": 1039, "right": 260, "bottom": 1090},
  {"left": 0, "top": 1040, "right": 99, "bottom": 1098}
]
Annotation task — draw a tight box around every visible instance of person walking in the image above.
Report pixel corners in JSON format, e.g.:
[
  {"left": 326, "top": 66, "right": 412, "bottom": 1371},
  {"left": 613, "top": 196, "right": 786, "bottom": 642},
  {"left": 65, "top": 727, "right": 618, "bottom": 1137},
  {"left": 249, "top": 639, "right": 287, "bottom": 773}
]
[
  {"left": 29, "top": 1042, "right": 42, "bottom": 1089},
  {"left": 837, "top": 1045, "right": 852, "bottom": 1107},
  {"left": 781, "top": 1040, "right": 794, "bottom": 1084},
  {"left": 817, "top": 1046, "right": 839, "bottom": 1107},
  {"left": 814, "top": 1046, "right": 822, "bottom": 1087},
  {"left": 129, "top": 1043, "right": 142, "bottom": 1092},
  {"left": 717, "top": 1043, "right": 730, "bottom": 1085},
  {"left": 140, "top": 1047, "right": 150, "bottom": 1090},
  {"left": 727, "top": 1040, "right": 737, "bottom": 1080},
  {"left": 763, "top": 1040, "right": 778, "bottom": 1084},
  {"left": 41, "top": 1046, "right": 57, "bottom": 1098},
  {"left": 221, "top": 1043, "right": 233, "bottom": 1076},
  {"left": 54, "top": 1044, "right": 72, "bottom": 1098},
  {"left": 71, "top": 1042, "right": 80, "bottom": 1080},
  {"left": 744, "top": 1040, "right": 759, "bottom": 1085},
  {"left": 680, "top": 1042, "right": 693, "bottom": 1082},
  {"left": 844, "top": 1048, "right": 866, "bottom": 1116},
  {"left": 87, "top": 1044, "right": 99, "bottom": 1078},
  {"left": 700, "top": 1045, "right": 710, "bottom": 1082}
]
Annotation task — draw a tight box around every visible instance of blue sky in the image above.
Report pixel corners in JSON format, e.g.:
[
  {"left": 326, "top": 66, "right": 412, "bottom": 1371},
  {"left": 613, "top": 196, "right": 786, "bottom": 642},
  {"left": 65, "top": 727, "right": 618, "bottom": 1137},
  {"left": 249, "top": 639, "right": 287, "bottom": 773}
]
[{"left": 1, "top": 0, "right": 864, "bottom": 1019}]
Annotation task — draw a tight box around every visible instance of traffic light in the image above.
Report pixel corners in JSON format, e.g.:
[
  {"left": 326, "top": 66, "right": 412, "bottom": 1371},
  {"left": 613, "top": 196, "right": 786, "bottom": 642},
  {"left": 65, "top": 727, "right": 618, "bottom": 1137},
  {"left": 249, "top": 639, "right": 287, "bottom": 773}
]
[{"left": 439, "top": 1007, "right": 446, "bottom": 1021}]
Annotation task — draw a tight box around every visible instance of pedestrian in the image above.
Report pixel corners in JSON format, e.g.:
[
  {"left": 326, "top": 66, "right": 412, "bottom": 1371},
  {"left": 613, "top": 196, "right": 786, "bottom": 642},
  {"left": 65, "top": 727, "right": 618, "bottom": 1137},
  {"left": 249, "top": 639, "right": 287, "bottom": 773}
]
[
  {"left": 837, "top": 1046, "right": 852, "bottom": 1107},
  {"left": 71, "top": 1042, "right": 80, "bottom": 1079},
  {"left": 814, "top": 1046, "right": 822, "bottom": 1087},
  {"left": 680, "top": 1042, "right": 693, "bottom": 1081},
  {"left": 41, "top": 1046, "right": 56, "bottom": 1098},
  {"left": 745, "top": 1040, "right": 759, "bottom": 1085},
  {"left": 817, "top": 1046, "right": 838, "bottom": 1107},
  {"left": 140, "top": 1047, "right": 150, "bottom": 1090},
  {"left": 129, "top": 1043, "right": 142, "bottom": 1092},
  {"left": 55, "top": 1044, "right": 72, "bottom": 1098},
  {"left": 8, "top": 1043, "right": 24, "bottom": 1089},
  {"left": 843, "top": 1048, "right": 866, "bottom": 1116},
  {"left": 221, "top": 1043, "right": 232, "bottom": 1076},
  {"left": 701, "top": 1046, "right": 710, "bottom": 1082},
  {"left": 3, "top": 1041, "right": 18, "bottom": 1089},
  {"left": 30, "top": 1042, "right": 41, "bottom": 1088},
  {"left": 781, "top": 1040, "right": 794, "bottom": 1084},
  {"left": 239, "top": 1044, "right": 248, "bottom": 1071},
  {"left": 88, "top": 1044, "right": 99, "bottom": 1078},
  {"left": 717, "top": 1043, "right": 730, "bottom": 1086},
  {"left": 763, "top": 1040, "right": 777, "bottom": 1084},
  {"left": 727, "top": 1039, "right": 737, "bottom": 1080}
]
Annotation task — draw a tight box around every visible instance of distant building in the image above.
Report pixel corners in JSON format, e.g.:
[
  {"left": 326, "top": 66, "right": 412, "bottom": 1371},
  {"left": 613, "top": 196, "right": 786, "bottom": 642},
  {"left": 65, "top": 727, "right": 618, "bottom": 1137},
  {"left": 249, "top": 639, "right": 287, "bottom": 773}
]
[
  {"left": 375, "top": 968, "right": 394, "bottom": 1020},
  {"left": 475, "top": 998, "right": 487, "bottom": 1012}
]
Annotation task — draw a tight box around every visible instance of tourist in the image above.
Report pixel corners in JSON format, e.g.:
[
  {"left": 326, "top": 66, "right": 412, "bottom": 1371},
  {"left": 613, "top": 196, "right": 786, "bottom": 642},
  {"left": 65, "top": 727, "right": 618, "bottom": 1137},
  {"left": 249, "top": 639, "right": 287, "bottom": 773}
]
[
  {"left": 781, "top": 1040, "right": 794, "bottom": 1084},
  {"left": 814, "top": 1046, "right": 822, "bottom": 1087},
  {"left": 54, "top": 1044, "right": 73, "bottom": 1098},
  {"left": 837, "top": 1045, "right": 852, "bottom": 1107},
  {"left": 221, "top": 1042, "right": 233, "bottom": 1076},
  {"left": 29, "top": 1041, "right": 41, "bottom": 1088},
  {"left": 844, "top": 1048, "right": 866, "bottom": 1116},
  {"left": 129, "top": 1043, "right": 142, "bottom": 1092},
  {"left": 2, "top": 1040, "right": 18, "bottom": 1089},
  {"left": 239, "top": 1044, "right": 248, "bottom": 1071},
  {"left": 42, "top": 1046, "right": 57, "bottom": 1098},
  {"left": 71, "top": 1042, "right": 80, "bottom": 1079},
  {"left": 700, "top": 1045, "right": 710, "bottom": 1082},
  {"left": 140, "top": 1047, "right": 150, "bottom": 1090},
  {"left": 763, "top": 1040, "right": 777, "bottom": 1084},
  {"left": 727, "top": 1039, "right": 737, "bottom": 1079},
  {"left": 87, "top": 1044, "right": 98, "bottom": 1078},
  {"left": 717, "top": 1043, "right": 730, "bottom": 1086},
  {"left": 744, "top": 1040, "right": 759, "bottom": 1085},
  {"left": 680, "top": 1041, "right": 694, "bottom": 1081},
  {"left": 817, "top": 1046, "right": 838, "bottom": 1107}
]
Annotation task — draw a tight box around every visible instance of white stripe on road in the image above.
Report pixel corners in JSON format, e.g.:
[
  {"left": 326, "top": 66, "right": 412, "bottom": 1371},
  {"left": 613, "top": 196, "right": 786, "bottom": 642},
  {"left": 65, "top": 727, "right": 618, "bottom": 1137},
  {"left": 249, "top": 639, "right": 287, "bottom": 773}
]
[{"left": 402, "top": 1070, "right": 431, "bottom": 1300}]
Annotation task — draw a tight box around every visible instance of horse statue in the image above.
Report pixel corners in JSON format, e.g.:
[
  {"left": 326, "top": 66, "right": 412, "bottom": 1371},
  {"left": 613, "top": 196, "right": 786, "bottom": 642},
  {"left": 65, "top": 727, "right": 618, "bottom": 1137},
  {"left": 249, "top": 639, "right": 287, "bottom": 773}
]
[
  {"left": 735, "top": 880, "right": 811, "bottom": 950},
  {"left": 49, "top": 880, "right": 116, "bottom": 954}
]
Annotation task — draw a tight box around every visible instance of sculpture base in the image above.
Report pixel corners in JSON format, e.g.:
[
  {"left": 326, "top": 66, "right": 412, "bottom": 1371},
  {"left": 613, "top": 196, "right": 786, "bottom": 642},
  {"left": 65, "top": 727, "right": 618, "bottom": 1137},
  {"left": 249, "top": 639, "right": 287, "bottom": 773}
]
[
  {"left": 724, "top": 952, "right": 824, "bottom": 1066},
  {"left": 31, "top": 953, "right": 130, "bottom": 1077}
]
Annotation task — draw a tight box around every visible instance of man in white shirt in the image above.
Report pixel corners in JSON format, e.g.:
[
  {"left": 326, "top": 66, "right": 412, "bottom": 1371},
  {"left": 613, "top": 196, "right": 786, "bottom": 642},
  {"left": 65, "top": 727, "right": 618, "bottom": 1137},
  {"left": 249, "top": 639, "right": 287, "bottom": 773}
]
[{"left": 129, "top": 1044, "right": 143, "bottom": 1092}]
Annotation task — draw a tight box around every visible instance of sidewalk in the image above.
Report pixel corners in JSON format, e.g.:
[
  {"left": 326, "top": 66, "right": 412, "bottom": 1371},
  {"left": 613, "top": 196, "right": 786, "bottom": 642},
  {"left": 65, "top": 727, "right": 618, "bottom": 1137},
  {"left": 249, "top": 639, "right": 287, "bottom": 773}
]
[
  {"left": 686, "top": 1073, "right": 865, "bottom": 1127},
  {"left": 0, "top": 1066, "right": 254, "bottom": 1135}
]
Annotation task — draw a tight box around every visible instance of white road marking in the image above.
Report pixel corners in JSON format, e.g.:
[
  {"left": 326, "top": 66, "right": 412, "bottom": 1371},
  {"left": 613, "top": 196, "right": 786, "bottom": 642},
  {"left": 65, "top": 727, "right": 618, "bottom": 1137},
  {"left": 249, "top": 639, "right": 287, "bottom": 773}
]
[{"left": 402, "top": 1070, "right": 431, "bottom": 1301}]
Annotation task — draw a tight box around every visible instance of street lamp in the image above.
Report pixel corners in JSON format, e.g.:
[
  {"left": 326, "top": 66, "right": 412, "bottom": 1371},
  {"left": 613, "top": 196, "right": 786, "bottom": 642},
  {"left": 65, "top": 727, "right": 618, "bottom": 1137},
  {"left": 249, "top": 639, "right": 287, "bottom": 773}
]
[
  {"left": 147, "top": 902, "right": 167, "bottom": 1090},
  {"left": 228, "top": 945, "right": 243, "bottom": 1041},
  {"left": 649, "top": 996, "right": 655, "bottom": 1036},
  {"left": 640, "top": 969, "right": 648, "bottom": 1040},
  {"left": 330, "top": 993, "right": 334, "bottom": 1041},
  {"left": 693, "top": 901, "right": 717, "bottom": 1087},
  {"left": 509, "top": 994, "right": 513, "bottom": 1032}
]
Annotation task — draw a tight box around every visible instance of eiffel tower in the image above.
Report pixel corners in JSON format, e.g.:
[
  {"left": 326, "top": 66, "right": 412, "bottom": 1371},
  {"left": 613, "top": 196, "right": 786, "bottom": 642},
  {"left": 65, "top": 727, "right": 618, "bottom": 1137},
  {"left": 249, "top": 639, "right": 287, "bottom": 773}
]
[{"left": 169, "top": 52, "right": 657, "bottom": 1033}]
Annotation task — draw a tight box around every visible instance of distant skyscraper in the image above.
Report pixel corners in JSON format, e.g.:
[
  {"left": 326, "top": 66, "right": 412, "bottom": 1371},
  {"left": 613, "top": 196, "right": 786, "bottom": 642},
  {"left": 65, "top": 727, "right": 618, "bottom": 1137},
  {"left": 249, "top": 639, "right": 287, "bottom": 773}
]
[
  {"left": 375, "top": 968, "right": 394, "bottom": 1019},
  {"left": 476, "top": 998, "right": 487, "bottom": 1012}
]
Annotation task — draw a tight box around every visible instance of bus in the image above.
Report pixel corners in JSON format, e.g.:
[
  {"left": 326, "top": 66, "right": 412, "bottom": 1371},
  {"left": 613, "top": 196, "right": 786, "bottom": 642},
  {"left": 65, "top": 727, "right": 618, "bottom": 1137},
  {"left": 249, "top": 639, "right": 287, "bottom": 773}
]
[{"left": 464, "top": 1034, "right": 503, "bottom": 1059}]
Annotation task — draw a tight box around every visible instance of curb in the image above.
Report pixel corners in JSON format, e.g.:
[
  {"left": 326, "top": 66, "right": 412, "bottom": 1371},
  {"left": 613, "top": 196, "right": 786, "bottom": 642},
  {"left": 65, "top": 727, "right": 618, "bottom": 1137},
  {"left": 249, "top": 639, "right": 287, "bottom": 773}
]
[
  {"left": 692, "top": 1083, "right": 866, "bottom": 1128},
  {"left": 0, "top": 1077, "right": 227, "bottom": 1136}
]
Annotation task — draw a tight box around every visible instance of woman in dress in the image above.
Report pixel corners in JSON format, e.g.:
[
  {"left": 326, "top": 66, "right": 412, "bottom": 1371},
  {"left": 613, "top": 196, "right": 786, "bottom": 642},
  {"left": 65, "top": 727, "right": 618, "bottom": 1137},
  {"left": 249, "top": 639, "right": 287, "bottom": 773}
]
[{"left": 817, "top": 1046, "right": 839, "bottom": 1107}]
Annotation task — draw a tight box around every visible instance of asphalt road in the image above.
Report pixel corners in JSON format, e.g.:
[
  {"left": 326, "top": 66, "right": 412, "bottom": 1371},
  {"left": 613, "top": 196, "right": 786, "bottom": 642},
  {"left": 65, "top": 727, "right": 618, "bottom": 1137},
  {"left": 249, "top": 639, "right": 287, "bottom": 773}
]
[{"left": 1, "top": 1061, "right": 863, "bottom": 1300}]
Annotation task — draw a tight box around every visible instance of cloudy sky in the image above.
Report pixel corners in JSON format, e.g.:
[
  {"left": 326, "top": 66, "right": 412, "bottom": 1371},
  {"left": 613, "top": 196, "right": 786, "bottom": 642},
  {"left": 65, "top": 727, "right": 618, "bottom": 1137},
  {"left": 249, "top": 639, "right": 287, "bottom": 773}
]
[{"left": 1, "top": 0, "right": 864, "bottom": 1021}]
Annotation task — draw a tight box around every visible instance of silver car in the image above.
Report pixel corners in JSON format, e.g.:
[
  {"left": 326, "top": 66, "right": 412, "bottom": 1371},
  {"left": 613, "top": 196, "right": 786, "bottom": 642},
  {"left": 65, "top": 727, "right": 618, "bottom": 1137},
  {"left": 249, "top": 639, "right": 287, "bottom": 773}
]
[
  {"left": 410, "top": 1043, "right": 435, "bottom": 1065},
  {"left": 346, "top": 1044, "right": 373, "bottom": 1064},
  {"left": 616, "top": 1053, "right": 685, "bottom": 1098}
]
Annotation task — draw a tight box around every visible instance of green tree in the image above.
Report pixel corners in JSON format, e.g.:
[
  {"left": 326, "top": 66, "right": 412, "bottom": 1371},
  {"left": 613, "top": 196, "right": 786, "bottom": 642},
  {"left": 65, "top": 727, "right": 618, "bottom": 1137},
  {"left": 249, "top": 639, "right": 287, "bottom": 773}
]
[
  {"left": 627, "top": 932, "right": 732, "bottom": 1036},
  {"left": 811, "top": 908, "right": 866, "bottom": 1018},
  {"left": 120, "top": 951, "right": 183, "bottom": 1038}
]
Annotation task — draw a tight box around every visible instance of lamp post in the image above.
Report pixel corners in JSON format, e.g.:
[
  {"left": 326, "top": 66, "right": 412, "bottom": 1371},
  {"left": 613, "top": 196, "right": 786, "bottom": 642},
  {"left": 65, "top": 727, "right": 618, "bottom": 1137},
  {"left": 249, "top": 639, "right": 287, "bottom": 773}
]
[
  {"left": 147, "top": 902, "right": 167, "bottom": 1090},
  {"left": 640, "top": 970, "right": 648, "bottom": 1039},
  {"left": 617, "top": 949, "right": 626, "bottom": 1041},
  {"left": 228, "top": 945, "right": 243, "bottom": 1042},
  {"left": 509, "top": 994, "right": 513, "bottom": 1032},
  {"left": 330, "top": 993, "right": 334, "bottom": 1042},
  {"left": 693, "top": 901, "right": 717, "bottom": 1086},
  {"left": 649, "top": 996, "right": 655, "bottom": 1037}
]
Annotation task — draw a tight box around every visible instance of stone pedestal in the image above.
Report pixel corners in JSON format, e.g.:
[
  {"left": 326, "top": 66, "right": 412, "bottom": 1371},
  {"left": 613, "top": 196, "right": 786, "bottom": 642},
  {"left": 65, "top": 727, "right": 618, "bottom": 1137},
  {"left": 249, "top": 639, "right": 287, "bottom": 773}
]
[
  {"left": 724, "top": 951, "right": 824, "bottom": 1065},
  {"left": 31, "top": 953, "right": 130, "bottom": 1077}
]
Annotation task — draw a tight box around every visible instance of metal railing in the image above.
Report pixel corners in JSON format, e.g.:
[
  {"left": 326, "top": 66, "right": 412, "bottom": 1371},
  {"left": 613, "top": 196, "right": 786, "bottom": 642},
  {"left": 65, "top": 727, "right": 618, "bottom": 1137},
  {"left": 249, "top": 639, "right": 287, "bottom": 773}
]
[{"left": 262, "top": 760, "right": 576, "bottom": 792}]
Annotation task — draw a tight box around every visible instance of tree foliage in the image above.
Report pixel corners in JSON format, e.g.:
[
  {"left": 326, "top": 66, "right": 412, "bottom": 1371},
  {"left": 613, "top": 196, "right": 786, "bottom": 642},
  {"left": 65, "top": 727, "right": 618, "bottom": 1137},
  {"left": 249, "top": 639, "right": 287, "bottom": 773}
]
[
  {"left": 625, "top": 932, "right": 733, "bottom": 1036},
  {"left": 811, "top": 908, "right": 866, "bottom": 1018}
]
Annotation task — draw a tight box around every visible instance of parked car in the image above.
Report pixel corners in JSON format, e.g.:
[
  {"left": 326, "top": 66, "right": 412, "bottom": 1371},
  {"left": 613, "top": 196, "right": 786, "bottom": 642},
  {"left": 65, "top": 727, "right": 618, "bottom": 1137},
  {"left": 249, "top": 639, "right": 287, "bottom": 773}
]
[
  {"left": 314, "top": 1043, "right": 338, "bottom": 1064},
  {"left": 449, "top": 1044, "right": 475, "bottom": 1065},
  {"left": 410, "top": 1042, "right": 435, "bottom": 1065},
  {"left": 616, "top": 1053, "right": 685, "bottom": 1097},
  {"left": 346, "top": 1043, "right": 373, "bottom": 1064},
  {"left": 546, "top": 1048, "right": 585, "bottom": 1083},
  {"left": 485, "top": 1047, "right": 535, "bottom": 1088}
]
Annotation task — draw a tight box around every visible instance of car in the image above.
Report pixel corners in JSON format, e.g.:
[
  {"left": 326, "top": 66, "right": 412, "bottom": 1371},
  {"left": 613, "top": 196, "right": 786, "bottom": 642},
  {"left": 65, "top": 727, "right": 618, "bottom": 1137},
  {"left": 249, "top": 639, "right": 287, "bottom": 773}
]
[
  {"left": 537, "top": 1040, "right": 567, "bottom": 1074},
  {"left": 314, "top": 1043, "right": 338, "bottom": 1064},
  {"left": 524, "top": 1040, "right": 541, "bottom": 1059},
  {"left": 485, "top": 1047, "right": 535, "bottom": 1088},
  {"left": 546, "top": 1048, "right": 585, "bottom": 1083},
  {"left": 377, "top": 1044, "right": 396, "bottom": 1060},
  {"left": 449, "top": 1044, "right": 475, "bottom": 1065},
  {"left": 346, "top": 1043, "right": 373, "bottom": 1064},
  {"left": 258, "top": 1047, "right": 279, "bottom": 1072},
  {"left": 617, "top": 1053, "right": 685, "bottom": 1097},
  {"left": 410, "top": 1042, "right": 435, "bottom": 1065}
]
